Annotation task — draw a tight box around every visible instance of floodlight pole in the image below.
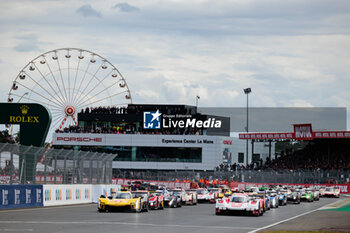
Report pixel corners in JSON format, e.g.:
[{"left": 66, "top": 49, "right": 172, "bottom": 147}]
[{"left": 244, "top": 88, "right": 251, "bottom": 167}]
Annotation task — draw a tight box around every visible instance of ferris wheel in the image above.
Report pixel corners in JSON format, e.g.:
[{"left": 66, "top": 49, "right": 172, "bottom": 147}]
[{"left": 7, "top": 48, "right": 133, "bottom": 141}]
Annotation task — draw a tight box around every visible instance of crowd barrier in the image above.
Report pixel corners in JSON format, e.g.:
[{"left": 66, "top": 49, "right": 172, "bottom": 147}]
[
  {"left": 112, "top": 178, "right": 191, "bottom": 189},
  {"left": 0, "top": 184, "right": 122, "bottom": 209},
  {"left": 43, "top": 184, "right": 93, "bottom": 206},
  {"left": 0, "top": 185, "right": 43, "bottom": 209},
  {"left": 230, "top": 182, "right": 350, "bottom": 194}
]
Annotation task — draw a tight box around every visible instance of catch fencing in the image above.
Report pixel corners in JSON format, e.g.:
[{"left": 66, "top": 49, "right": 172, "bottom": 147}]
[
  {"left": 0, "top": 143, "right": 116, "bottom": 185},
  {"left": 113, "top": 168, "right": 350, "bottom": 185}
]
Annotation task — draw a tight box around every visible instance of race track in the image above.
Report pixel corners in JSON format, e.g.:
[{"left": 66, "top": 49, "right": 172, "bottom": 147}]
[{"left": 0, "top": 198, "right": 346, "bottom": 233}]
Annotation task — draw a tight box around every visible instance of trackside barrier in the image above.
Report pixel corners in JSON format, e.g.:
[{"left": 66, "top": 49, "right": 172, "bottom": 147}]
[
  {"left": 230, "top": 182, "right": 350, "bottom": 194},
  {"left": 0, "top": 185, "right": 43, "bottom": 209},
  {"left": 91, "top": 185, "right": 121, "bottom": 203},
  {"left": 112, "top": 178, "right": 191, "bottom": 189},
  {"left": 43, "top": 184, "right": 92, "bottom": 206}
]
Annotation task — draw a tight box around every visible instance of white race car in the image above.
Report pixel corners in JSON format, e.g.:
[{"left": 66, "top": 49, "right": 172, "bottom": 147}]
[
  {"left": 184, "top": 190, "right": 197, "bottom": 205},
  {"left": 197, "top": 188, "right": 210, "bottom": 203},
  {"left": 215, "top": 193, "right": 264, "bottom": 216},
  {"left": 319, "top": 186, "right": 326, "bottom": 197},
  {"left": 324, "top": 187, "right": 340, "bottom": 198},
  {"left": 207, "top": 188, "right": 219, "bottom": 203}
]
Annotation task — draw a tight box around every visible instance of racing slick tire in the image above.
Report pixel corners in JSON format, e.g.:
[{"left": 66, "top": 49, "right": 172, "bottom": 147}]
[
  {"left": 260, "top": 207, "right": 264, "bottom": 216},
  {"left": 254, "top": 207, "right": 261, "bottom": 217},
  {"left": 160, "top": 201, "right": 164, "bottom": 209}
]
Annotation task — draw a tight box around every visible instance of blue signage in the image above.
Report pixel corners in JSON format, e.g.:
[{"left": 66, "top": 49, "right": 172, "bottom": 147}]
[
  {"left": 0, "top": 185, "right": 43, "bottom": 209},
  {"left": 143, "top": 110, "right": 162, "bottom": 129}
]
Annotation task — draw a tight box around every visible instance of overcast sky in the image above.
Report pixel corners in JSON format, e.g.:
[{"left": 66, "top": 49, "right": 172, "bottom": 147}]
[{"left": 0, "top": 0, "right": 349, "bottom": 129}]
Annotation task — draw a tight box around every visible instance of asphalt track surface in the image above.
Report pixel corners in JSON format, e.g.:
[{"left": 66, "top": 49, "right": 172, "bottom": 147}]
[{"left": 0, "top": 198, "right": 346, "bottom": 233}]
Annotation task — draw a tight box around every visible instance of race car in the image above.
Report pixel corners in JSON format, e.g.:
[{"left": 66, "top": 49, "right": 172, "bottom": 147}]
[
  {"left": 277, "top": 189, "right": 288, "bottom": 206},
  {"left": 245, "top": 186, "right": 260, "bottom": 193},
  {"left": 312, "top": 188, "right": 320, "bottom": 201},
  {"left": 300, "top": 188, "right": 314, "bottom": 202},
  {"left": 98, "top": 191, "right": 144, "bottom": 212},
  {"left": 324, "top": 186, "right": 340, "bottom": 198},
  {"left": 267, "top": 189, "right": 279, "bottom": 208},
  {"left": 248, "top": 193, "right": 269, "bottom": 212},
  {"left": 148, "top": 190, "right": 164, "bottom": 209},
  {"left": 207, "top": 188, "right": 219, "bottom": 203},
  {"left": 131, "top": 190, "right": 150, "bottom": 211},
  {"left": 287, "top": 188, "right": 301, "bottom": 204},
  {"left": 183, "top": 190, "right": 197, "bottom": 205},
  {"left": 319, "top": 186, "right": 326, "bottom": 197},
  {"left": 196, "top": 188, "right": 210, "bottom": 203},
  {"left": 215, "top": 193, "right": 264, "bottom": 216},
  {"left": 164, "top": 190, "right": 182, "bottom": 208},
  {"left": 218, "top": 185, "right": 232, "bottom": 198}
]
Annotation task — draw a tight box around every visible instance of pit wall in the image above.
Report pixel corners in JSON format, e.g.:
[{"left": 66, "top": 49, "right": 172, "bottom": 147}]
[{"left": 0, "top": 184, "right": 121, "bottom": 209}]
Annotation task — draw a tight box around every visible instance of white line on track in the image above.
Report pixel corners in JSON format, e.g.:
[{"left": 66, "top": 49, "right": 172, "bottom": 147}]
[
  {"left": 247, "top": 207, "right": 323, "bottom": 233},
  {"left": 0, "top": 204, "right": 95, "bottom": 213},
  {"left": 0, "top": 229, "right": 33, "bottom": 232},
  {"left": 0, "top": 221, "right": 255, "bottom": 230}
]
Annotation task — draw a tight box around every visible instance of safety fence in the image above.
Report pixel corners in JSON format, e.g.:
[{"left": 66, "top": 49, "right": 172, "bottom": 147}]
[
  {"left": 112, "top": 178, "right": 191, "bottom": 189},
  {"left": 113, "top": 169, "right": 350, "bottom": 185},
  {"left": 230, "top": 182, "right": 350, "bottom": 194},
  {"left": 0, "top": 143, "right": 116, "bottom": 184}
]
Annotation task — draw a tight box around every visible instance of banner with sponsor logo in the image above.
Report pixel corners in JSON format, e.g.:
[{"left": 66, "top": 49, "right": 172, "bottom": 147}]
[
  {"left": 43, "top": 184, "right": 92, "bottom": 206},
  {"left": 294, "top": 124, "right": 313, "bottom": 140},
  {"left": 112, "top": 178, "right": 191, "bottom": 189},
  {"left": 229, "top": 182, "right": 350, "bottom": 194},
  {"left": 0, "top": 185, "right": 43, "bottom": 209}
]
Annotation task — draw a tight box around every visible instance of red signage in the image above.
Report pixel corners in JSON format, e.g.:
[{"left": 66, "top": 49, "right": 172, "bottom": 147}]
[
  {"left": 56, "top": 137, "right": 102, "bottom": 142},
  {"left": 223, "top": 140, "right": 232, "bottom": 145},
  {"left": 239, "top": 132, "right": 294, "bottom": 140},
  {"left": 314, "top": 131, "right": 350, "bottom": 139},
  {"left": 239, "top": 130, "right": 350, "bottom": 140},
  {"left": 294, "top": 124, "right": 313, "bottom": 140}
]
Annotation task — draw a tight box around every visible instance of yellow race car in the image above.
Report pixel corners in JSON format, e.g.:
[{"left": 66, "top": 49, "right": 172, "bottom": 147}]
[
  {"left": 218, "top": 186, "right": 232, "bottom": 198},
  {"left": 98, "top": 191, "right": 143, "bottom": 212}
]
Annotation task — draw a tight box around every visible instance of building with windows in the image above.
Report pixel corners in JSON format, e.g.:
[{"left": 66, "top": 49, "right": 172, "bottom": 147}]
[{"left": 52, "top": 104, "right": 274, "bottom": 171}]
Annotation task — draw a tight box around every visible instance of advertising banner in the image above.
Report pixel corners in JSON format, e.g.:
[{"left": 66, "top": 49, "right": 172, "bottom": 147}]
[
  {"left": 0, "top": 185, "right": 43, "bottom": 209},
  {"left": 43, "top": 184, "right": 92, "bottom": 206}
]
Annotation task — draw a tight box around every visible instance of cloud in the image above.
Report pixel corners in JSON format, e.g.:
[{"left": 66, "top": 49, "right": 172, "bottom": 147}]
[
  {"left": 112, "top": 3, "right": 139, "bottom": 12},
  {"left": 76, "top": 4, "right": 102, "bottom": 18},
  {"left": 13, "top": 34, "right": 40, "bottom": 52}
]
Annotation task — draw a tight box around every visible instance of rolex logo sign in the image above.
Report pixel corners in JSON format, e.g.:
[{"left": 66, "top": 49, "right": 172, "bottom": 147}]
[
  {"left": 8, "top": 105, "right": 39, "bottom": 123},
  {"left": 20, "top": 105, "right": 29, "bottom": 115}
]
